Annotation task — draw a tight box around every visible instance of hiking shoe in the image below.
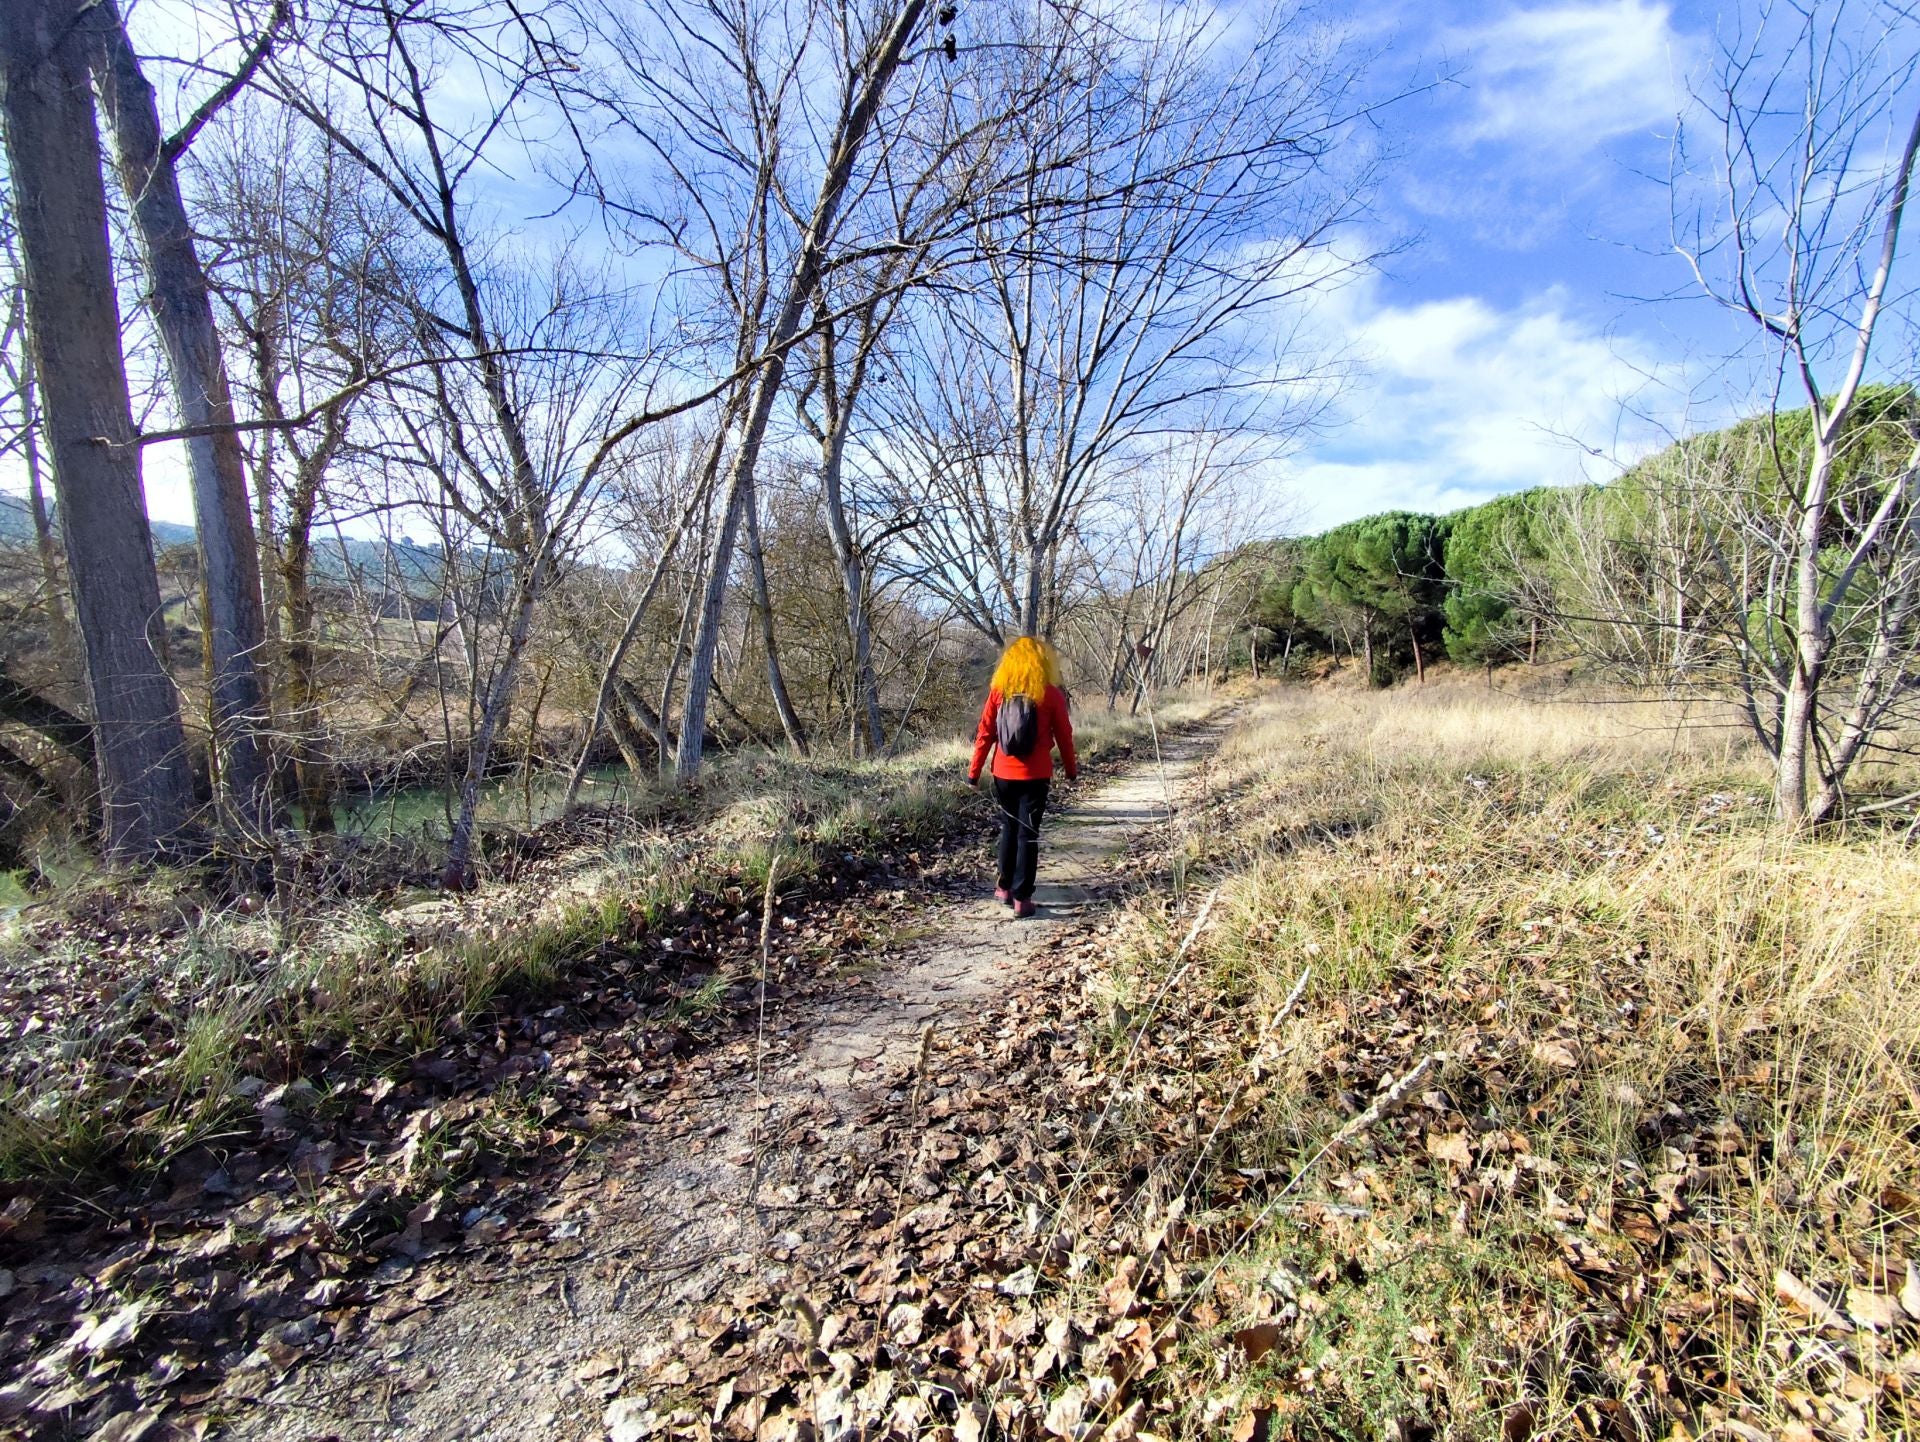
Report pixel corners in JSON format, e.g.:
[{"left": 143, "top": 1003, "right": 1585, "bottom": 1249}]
[
  {"left": 1012, "top": 898, "right": 1037, "bottom": 919},
  {"left": 994, "top": 886, "right": 1011, "bottom": 905}
]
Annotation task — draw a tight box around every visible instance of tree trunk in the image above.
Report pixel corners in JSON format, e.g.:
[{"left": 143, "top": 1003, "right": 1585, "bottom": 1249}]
[
  {"left": 1410, "top": 625, "right": 1425, "bottom": 684},
  {"left": 677, "top": 390, "right": 792, "bottom": 782},
  {"left": 1777, "top": 440, "right": 1835, "bottom": 827},
  {"left": 815, "top": 384, "right": 884, "bottom": 752},
  {"left": 282, "top": 546, "right": 333, "bottom": 831},
  {"left": 442, "top": 565, "right": 541, "bottom": 888},
  {"left": 87, "top": 1, "right": 273, "bottom": 833},
  {"left": 520, "top": 659, "right": 552, "bottom": 824},
  {"left": 604, "top": 682, "right": 658, "bottom": 776},
  {"left": 742, "top": 474, "right": 808, "bottom": 754},
  {"left": 658, "top": 552, "right": 707, "bottom": 772},
  {"left": 675, "top": 0, "right": 931, "bottom": 782},
  {"left": 563, "top": 443, "right": 721, "bottom": 806},
  {"left": 0, "top": 0, "right": 197, "bottom": 860}
]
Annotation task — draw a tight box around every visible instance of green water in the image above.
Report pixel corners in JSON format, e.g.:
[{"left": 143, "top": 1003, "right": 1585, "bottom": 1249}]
[{"left": 307, "top": 763, "right": 639, "bottom": 841}]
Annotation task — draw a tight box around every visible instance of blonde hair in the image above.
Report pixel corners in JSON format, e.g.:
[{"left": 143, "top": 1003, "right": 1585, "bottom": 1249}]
[{"left": 990, "top": 635, "right": 1062, "bottom": 700}]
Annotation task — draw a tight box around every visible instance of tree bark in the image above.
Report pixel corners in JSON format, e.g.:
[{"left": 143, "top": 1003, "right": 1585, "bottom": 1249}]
[
  {"left": 0, "top": 0, "right": 198, "bottom": 860},
  {"left": 87, "top": 1, "right": 273, "bottom": 833},
  {"left": 742, "top": 474, "right": 808, "bottom": 754}
]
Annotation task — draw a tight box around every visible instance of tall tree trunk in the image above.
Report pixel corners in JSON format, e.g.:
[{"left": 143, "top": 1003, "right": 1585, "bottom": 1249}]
[
  {"left": 675, "top": 0, "right": 931, "bottom": 782},
  {"left": 0, "top": 0, "right": 198, "bottom": 860},
  {"left": 658, "top": 550, "right": 707, "bottom": 772},
  {"left": 819, "top": 425, "right": 884, "bottom": 752},
  {"left": 87, "top": 2, "right": 273, "bottom": 833},
  {"left": 282, "top": 539, "right": 333, "bottom": 831},
  {"left": 563, "top": 439, "right": 723, "bottom": 806},
  {"left": 1776, "top": 442, "right": 1834, "bottom": 826},
  {"left": 742, "top": 475, "right": 808, "bottom": 754},
  {"left": 808, "top": 308, "right": 887, "bottom": 753}
]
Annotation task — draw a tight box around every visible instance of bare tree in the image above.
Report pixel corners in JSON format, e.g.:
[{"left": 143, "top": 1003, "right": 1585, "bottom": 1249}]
[
  {"left": 196, "top": 112, "right": 413, "bottom": 831},
  {"left": 1673, "top": 0, "right": 1920, "bottom": 823},
  {"left": 590, "top": 0, "right": 942, "bottom": 781},
  {"left": 874, "top": 1, "right": 1371, "bottom": 643},
  {"left": 0, "top": 0, "right": 197, "bottom": 858},
  {"left": 262, "top": 1, "right": 684, "bottom": 882}
]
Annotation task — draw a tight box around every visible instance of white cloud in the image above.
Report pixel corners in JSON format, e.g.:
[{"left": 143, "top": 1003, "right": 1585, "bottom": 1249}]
[
  {"left": 1282, "top": 278, "right": 1699, "bottom": 528},
  {"left": 1454, "top": 0, "right": 1695, "bottom": 151}
]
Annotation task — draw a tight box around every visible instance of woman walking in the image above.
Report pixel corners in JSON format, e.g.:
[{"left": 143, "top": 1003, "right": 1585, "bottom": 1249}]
[{"left": 967, "top": 636, "right": 1077, "bottom": 918}]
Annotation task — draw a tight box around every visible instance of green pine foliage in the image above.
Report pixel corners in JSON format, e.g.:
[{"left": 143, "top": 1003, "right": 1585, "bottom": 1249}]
[{"left": 1246, "top": 386, "right": 1917, "bottom": 684}]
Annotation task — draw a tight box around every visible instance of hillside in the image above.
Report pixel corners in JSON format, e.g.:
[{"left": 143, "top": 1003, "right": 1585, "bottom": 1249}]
[{"left": 0, "top": 492, "right": 449, "bottom": 596}]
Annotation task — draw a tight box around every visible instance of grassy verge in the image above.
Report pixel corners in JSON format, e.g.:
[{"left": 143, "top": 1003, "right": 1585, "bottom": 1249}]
[
  {"left": 0, "top": 743, "right": 985, "bottom": 1195},
  {"left": 1070, "top": 680, "right": 1920, "bottom": 1439}
]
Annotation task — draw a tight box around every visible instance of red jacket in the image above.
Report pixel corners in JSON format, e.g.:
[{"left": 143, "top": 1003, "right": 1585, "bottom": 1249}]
[{"left": 970, "top": 684, "right": 1077, "bottom": 782}]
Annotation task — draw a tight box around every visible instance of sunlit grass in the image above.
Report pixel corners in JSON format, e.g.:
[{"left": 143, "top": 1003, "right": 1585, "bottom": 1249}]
[{"left": 1084, "top": 678, "right": 1920, "bottom": 1438}]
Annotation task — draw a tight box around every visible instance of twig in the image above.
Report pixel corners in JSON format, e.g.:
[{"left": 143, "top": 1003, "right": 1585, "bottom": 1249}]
[
  {"left": 1175, "top": 965, "right": 1312, "bottom": 1200},
  {"left": 1082, "top": 888, "right": 1219, "bottom": 1154}
]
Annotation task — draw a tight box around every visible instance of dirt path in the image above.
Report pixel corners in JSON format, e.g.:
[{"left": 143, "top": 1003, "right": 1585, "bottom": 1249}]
[{"left": 231, "top": 717, "right": 1232, "bottom": 1442}]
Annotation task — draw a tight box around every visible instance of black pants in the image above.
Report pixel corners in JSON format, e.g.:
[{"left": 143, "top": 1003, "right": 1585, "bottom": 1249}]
[{"left": 993, "top": 777, "right": 1050, "bottom": 901}]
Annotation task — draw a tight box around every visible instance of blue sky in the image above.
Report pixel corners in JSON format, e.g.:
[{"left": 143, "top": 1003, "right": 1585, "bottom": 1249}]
[
  {"left": 1282, "top": 0, "right": 1725, "bottom": 529},
  {"left": 14, "top": 0, "right": 1904, "bottom": 540}
]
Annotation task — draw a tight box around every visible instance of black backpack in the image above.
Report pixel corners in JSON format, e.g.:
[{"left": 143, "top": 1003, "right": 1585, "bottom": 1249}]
[{"left": 995, "top": 692, "right": 1040, "bottom": 759}]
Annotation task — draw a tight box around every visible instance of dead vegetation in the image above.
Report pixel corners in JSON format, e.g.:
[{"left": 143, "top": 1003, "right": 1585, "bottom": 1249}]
[
  {"left": 574, "top": 679, "right": 1920, "bottom": 1440},
  {"left": 0, "top": 698, "right": 1196, "bottom": 1439},
  {"left": 9, "top": 680, "right": 1911, "bottom": 1441}
]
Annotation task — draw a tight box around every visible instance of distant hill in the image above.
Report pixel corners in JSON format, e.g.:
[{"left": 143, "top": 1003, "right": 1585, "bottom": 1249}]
[
  {"left": 1, "top": 492, "right": 197, "bottom": 550},
  {"left": 0, "top": 493, "right": 451, "bottom": 598}
]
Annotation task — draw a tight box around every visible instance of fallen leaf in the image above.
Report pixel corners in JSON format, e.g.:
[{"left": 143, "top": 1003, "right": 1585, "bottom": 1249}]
[
  {"left": 1102, "top": 1256, "right": 1142, "bottom": 1316},
  {"left": 999, "top": 1266, "right": 1039, "bottom": 1297},
  {"left": 1530, "top": 1039, "right": 1579, "bottom": 1071},
  {"left": 1043, "top": 1383, "right": 1086, "bottom": 1438},
  {"left": 1775, "top": 1269, "right": 1848, "bottom": 1331},
  {"left": 1846, "top": 1287, "right": 1898, "bottom": 1330},
  {"left": 606, "top": 1395, "right": 658, "bottom": 1441},
  {"left": 91, "top": 1411, "right": 165, "bottom": 1442},
  {"left": 1235, "top": 1322, "right": 1282, "bottom": 1365}
]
